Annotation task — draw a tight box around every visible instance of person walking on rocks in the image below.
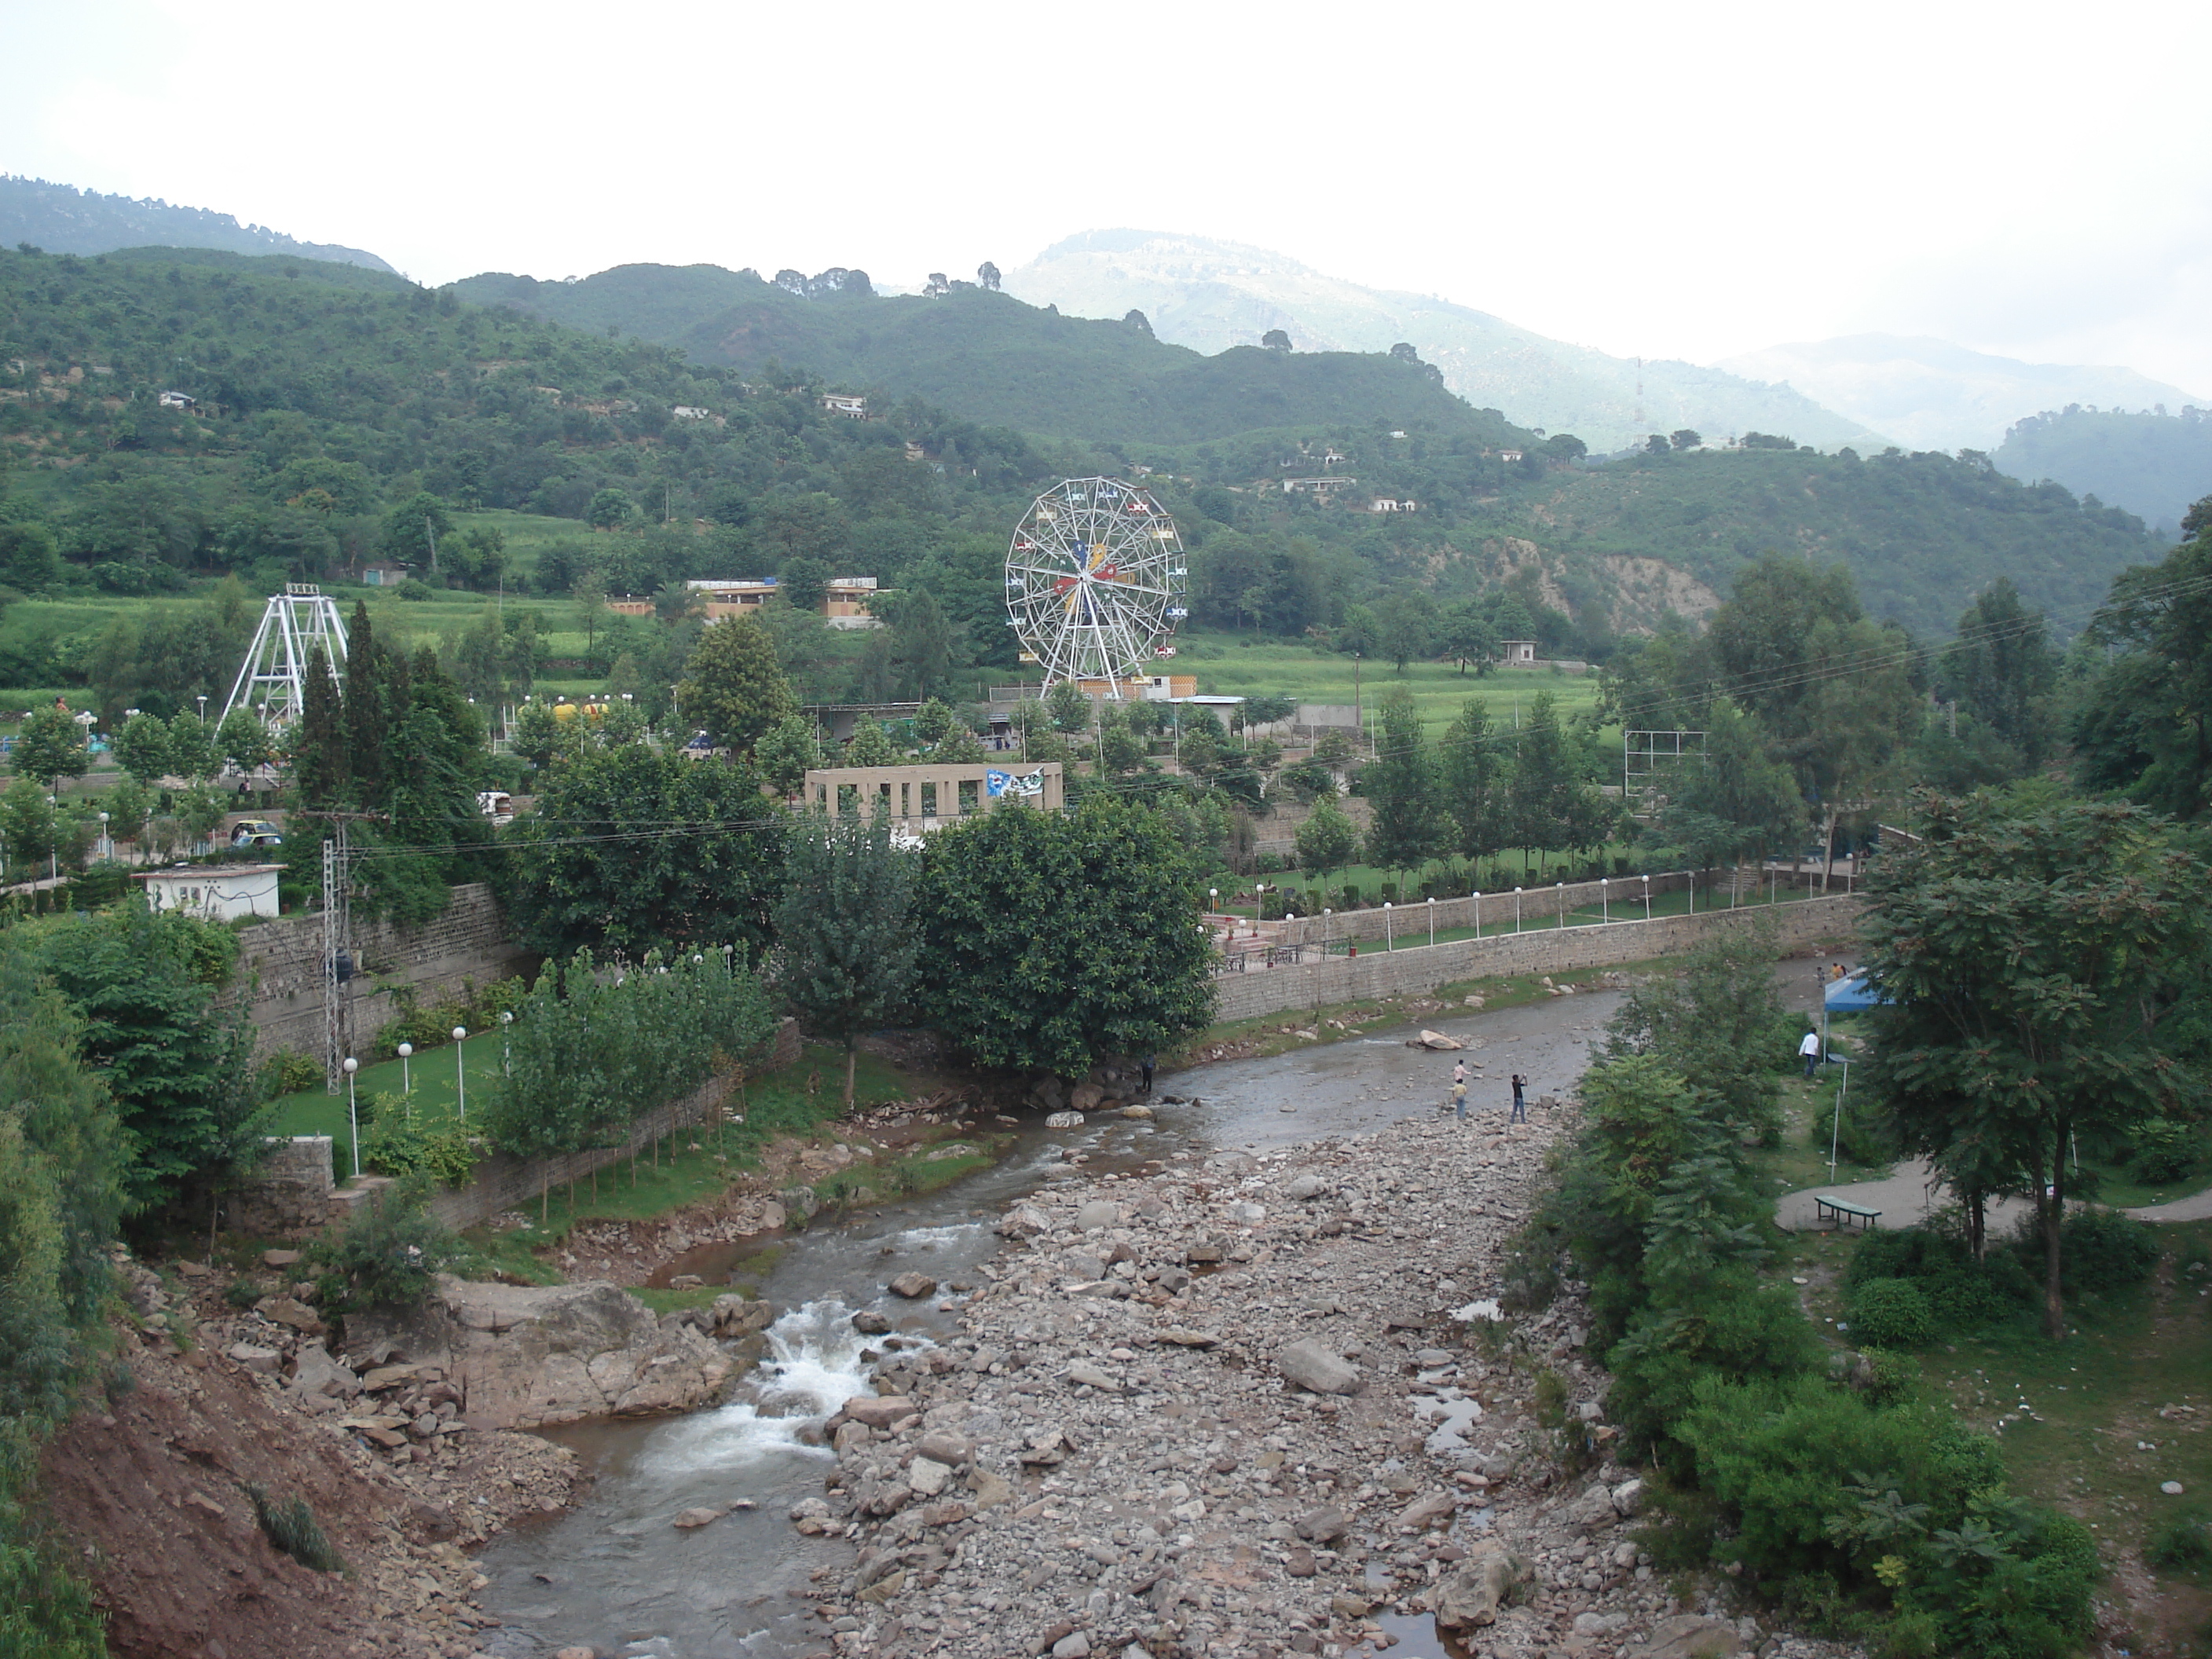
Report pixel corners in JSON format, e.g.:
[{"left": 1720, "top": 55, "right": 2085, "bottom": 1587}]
[
  {"left": 1452, "top": 1075, "right": 1469, "bottom": 1121},
  {"left": 1452, "top": 1058, "right": 1467, "bottom": 1091},
  {"left": 1140, "top": 1053, "right": 1155, "bottom": 1094},
  {"left": 1509, "top": 1073, "right": 1527, "bottom": 1123},
  {"left": 1799, "top": 1027, "right": 1822, "bottom": 1079}
]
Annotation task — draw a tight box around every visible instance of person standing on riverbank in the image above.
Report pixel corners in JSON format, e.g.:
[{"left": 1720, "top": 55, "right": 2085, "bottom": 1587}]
[
  {"left": 1140, "top": 1053, "right": 1155, "bottom": 1094},
  {"left": 1799, "top": 1027, "right": 1822, "bottom": 1079},
  {"left": 1510, "top": 1074, "right": 1527, "bottom": 1122},
  {"left": 1452, "top": 1077, "right": 1469, "bottom": 1121}
]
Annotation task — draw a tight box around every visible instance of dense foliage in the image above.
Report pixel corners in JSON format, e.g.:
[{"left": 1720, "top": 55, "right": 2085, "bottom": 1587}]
[
  {"left": 773, "top": 811, "right": 919, "bottom": 1105},
  {"left": 911, "top": 796, "right": 1215, "bottom": 1076},
  {"left": 1995, "top": 405, "right": 2212, "bottom": 535}
]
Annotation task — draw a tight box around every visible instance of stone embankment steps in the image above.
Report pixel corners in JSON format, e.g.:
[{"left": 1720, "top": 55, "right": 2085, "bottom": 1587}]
[{"left": 782, "top": 1107, "right": 1863, "bottom": 1659}]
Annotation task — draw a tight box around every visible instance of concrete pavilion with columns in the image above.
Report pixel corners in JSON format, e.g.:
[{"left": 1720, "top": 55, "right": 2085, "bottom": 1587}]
[{"left": 799, "top": 761, "right": 1064, "bottom": 836}]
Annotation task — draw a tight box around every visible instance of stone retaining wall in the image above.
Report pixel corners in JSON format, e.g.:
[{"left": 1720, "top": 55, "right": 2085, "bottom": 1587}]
[
  {"left": 230, "top": 1136, "right": 337, "bottom": 1236},
  {"left": 1213, "top": 895, "right": 1863, "bottom": 1024},
  {"left": 234, "top": 883, "right": 537, "bottom": 1061}
]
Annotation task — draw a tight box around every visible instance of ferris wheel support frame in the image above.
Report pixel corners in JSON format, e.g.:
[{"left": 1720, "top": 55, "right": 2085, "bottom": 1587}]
[{"left": 222, "top": 584, "right": 350, "bottom": 731}]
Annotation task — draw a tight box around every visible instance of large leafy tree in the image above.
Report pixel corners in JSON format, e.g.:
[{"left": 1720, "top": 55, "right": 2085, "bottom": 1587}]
[
  {"left": 676, "top": 614, "right": 797, "bottom": 753},
  {"left": 34, "top": 902, "right": 266, "bottom": 1216},
  {"left": 110, "top": 709, "right": 174, "bottom": 785},
  {"left": 1939, "top": 577, "right": 2056, "bottom": 767},
  {"left": 1294, "top": 791, "right": 1360, "bottom": 898},
  {"left": 1859, "top": 793, "right": 2206, "bottom": 1335},
  {"left": 1658, "top": 701, "right": 1806, "bottom": 895},
  {"left": 11, "top": 705, "right": 84, "bottom": 791},
  {"left": 509, "top": 743, "right": 785, "bottom": 958},
  {"left": 775, "top": 811, "right": 920, "bottom": 1105},
  {"left": 913, "top": 797, "right": 1214, "bottom": 1077}
]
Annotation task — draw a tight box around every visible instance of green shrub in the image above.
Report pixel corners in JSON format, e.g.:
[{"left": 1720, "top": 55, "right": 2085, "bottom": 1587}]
[
  {"left": 1845, "top": 1225, "right": 2036, "bottom": 1332},
  {"left": 358, "top": 1093, "right": 480, "bottom": 1187},
  {"left": 240, "top": 1481, "right": 343, "bottom": 1573},
  {"left": 2148, "top": 1512, "right": 2212, "bottom": 1573},
  {"left": 1606, "top": 1271, "right": 1824, "bottom": 1469},
  {"left": 2020, "top": 1207, "right": 2160, "bottom": 1295},
  {"left": 260, "top": 1049, "right": 321, "bottom": 1096},
  {"left": 2130, "top": 1118, "right": 2204, "bottom": 1185},
  {"left": 304, "top": 1188, "right": 456, "bottom": 1311},
  {"left": 222, "top": 1278, "right": 260, "bottom": 1309},
  {"left": 1845, "top": 1279, "right": 1935, "bottom": 1350}
]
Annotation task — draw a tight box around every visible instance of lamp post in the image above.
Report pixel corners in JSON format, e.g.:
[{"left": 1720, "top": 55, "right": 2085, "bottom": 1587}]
[
  {"left": 1557, "top": 881, "right": 1566, "bottom": 929},
  {"left": 1426, "top": 894, "right": 1436, "bottom": 948},
  {"left": 1601, "top": 876, "right": 1609, "bottom": 924},
  {"left": 1828, "top": 1057, "right": 1851, "bottom": 1176},
  {"left": 1514, "top": 887, "right": 1522, "bottom": 932},
  {"left": 500, "top": 1009, "right": 514, "bottom": 1077},
  {"left": 1382, "top": 900, "right": 1393, "bottom": 950},
  {"left": 1642, "top": 873, "right": 1651, "bottom": 923},
  {"left": 1473, "top": 890, "right": 1481, "bottom": 936},
  {"left": 97, "top": 810, "right": 109, "bottom": 862},
  {"left": 1210, "top": 888, "right": 1219, "bottom": 938},
  {"left": 1322, "top": 907, "right": 1331, "bottom": 962},
  {"left": 397, "top": 1042, "right": 413, "bottom": 1096},
  {"left": 452, "top": 1027, "right": 467, "bottom": 1120},
  {"left": 342, "top": 1057, "right": 361, "bottom": 1179}
]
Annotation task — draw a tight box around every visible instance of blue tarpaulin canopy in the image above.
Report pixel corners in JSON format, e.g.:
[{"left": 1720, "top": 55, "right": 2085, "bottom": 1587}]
[{"left": 1824, "top": 973, "right": 1884, "bottom": 1013}]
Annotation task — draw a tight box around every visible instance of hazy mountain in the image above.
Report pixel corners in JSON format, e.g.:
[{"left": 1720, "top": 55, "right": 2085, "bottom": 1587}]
[
  {"left": 1002, "top": 229, "right": 1888, "bottom": 455},
  {"left": 1716, "top": 333, "right": 2204, "bottom": 456},
  {"left": 0, "top": 175, "right": 394, "bottom": 273},
  {"left": 1994, "top": 406, "right": 2212, "bottom": 537}
]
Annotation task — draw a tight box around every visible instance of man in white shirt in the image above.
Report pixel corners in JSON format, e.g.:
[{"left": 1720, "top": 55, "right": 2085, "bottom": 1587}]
[{"left": 1799, "top": 1028, "right": 1822, "bottom": 1079}]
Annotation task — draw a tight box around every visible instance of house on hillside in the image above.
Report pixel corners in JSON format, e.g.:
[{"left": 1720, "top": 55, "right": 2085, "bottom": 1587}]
[
  {"left": 1497, "top": 449, "right": 1524, "bottom": 463},
  {"left": 159, "top": 390, "right": 196, "bottom": 409},
  {"left": 1367, "top": 497, "right": 1421, "bottom": 514},
  {"left": 1282, "top": 476, "right": 1357, "bottom": 499},
  {"left": 822, "top": 394, "right": 867, "bottom": 419},
  {"left": 678, "top": 577, "right": 886, "bottom": 628},
  {"left": 671, "top": 405, "right": 712, "bottom": 420}
]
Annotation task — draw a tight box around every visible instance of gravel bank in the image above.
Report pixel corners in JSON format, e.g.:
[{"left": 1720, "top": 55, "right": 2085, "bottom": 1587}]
[{"left": 784, "top": 1104, "right": 1865, "bottom": 1659}]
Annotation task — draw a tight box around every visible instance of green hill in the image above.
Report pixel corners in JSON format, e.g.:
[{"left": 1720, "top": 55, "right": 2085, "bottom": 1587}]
[
  {"left": 1, "top": 175, "right": 395, "bottom": 272},
  {"left": 1994, "top": 406, "right": 2212, "bottom": 536},
  {"left": 1483, "top": 443, "right": 2155, "bottom": 632},
  {"left": 454, "top": 264, "right": 1525, "bottom": 450}
]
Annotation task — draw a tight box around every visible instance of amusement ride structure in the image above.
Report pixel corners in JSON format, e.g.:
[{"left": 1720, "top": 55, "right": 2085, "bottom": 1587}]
[{"left": 1005, "top": 478, "right": 1186, "bottom": 691}]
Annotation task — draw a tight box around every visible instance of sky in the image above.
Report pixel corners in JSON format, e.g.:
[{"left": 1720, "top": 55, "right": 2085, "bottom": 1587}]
[{"left": 5, "top": 0, "right": 2210, "bottom": 390}]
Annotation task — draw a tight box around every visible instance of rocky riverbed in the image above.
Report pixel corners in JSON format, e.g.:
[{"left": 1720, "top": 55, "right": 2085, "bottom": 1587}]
[{"left": 778, "top": 1106, "right": 1864, "bottom": 1659}]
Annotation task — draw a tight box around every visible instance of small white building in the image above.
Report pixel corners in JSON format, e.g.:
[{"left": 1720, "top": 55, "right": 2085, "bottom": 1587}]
[
  {"left": 134, "top": 863, "right": 282, "bottom": 922},
  {"left": 1499, "top": 639, "right": 1540, "bottom": 666},
  {"left": 822, "top": 394, "right": 868, "bottom": 419},
  {"left": 671, "top": 405, "right": 712, "bottom": 420},
  {"left": 159, "top": 390, "right": 196, "bottom": 410}
]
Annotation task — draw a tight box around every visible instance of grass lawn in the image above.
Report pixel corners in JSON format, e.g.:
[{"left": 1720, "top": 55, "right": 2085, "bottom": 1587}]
[
  {"left": 266, "top": 1035, "right": 918, "bottom": 1189},
  {"left": 1171, "top": 633, "right": 1605, "bottom": 737}
]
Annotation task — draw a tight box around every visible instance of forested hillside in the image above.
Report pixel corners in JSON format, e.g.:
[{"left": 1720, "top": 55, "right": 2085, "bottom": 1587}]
[
  {"left": 2, "top": 176, "right": 394, "bottom": 271},
  {"left": 454, "top": 263, "right": 1525, "bottom": 450},
  {"left": 1995, "top": 405, "right": 2212, "bottom": 536},
  {"left": 1480, "top": 441, "right": 2157, "bottom": 631},
  {"left": 0, "top": 242, "right": 2169, "bottom": 725}
]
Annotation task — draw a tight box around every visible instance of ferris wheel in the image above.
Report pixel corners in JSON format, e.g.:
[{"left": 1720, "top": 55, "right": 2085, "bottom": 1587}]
[{"left": 1005, "top": 477, "right": 1188, "bottom": 692}]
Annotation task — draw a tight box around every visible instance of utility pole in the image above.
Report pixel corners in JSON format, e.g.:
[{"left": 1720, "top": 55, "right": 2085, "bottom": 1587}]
[
  {"left": 425, "top": 515, "right": 439, "bottom": 574},
  {"left": 322, "top": 826, "right": 353, "bottom": 1093}
]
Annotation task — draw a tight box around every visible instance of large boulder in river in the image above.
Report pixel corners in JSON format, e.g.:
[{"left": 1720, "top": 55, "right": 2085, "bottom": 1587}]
[
  {"left": 345, "top": 1275, "right": 732, "bottom": 1430},
  {"left": 1276, "top": 1336, "right": 1362, "bottom": 1395}
]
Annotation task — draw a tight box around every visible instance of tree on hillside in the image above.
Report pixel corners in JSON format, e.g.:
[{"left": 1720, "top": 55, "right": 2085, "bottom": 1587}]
[
  {"left": 35, "top": 902, "right": 266, "bottom": 1218},
  {"left": 1295, "top": 789, "right": 1360, "bottom": 900},
  {"left": 912, "top": 797, "right": 1214, "bottom": 1077},
  {"left": 676, "top": 615, "right": 797, "bottom": 753},
  {"left": 2073, "top": 500, "right": 2212, "bottom": 820},
  {"left": 760, "top": 493, "right": 850, "bottom": 566},
  {"left": 585, "top": 488, "right": 634, "bottom": 530},
  {"left": 778, "top": 557, "right": 831, "bottom": 615},
  {"left": 977, "top": 262, "right": 1001, "bottom": 291},
  {"left": 1262, "top": 330, "right": 1292, "bottom": 351},
  {"left": 1438, "top": 602, "right": 1502, "bottom": 676},
  {"left": 775, "top": 811, "right": 920, "bottom": 1106},
  {"left": 1364, "top": 686, "right": 1442, "bottom": 880},
  {"left": 1939, "top": 577, "right": 2057, "bottom": 767},
  {"left": 893, "top": 588, "right": 957, "bottom": 699},
  {"left": 573, "top": 573, "right": 609, "bottom": 654},
  {"left": 1671, "top": 430, "right": 1702, "bottom": 451},
  {"left": 1859, "top": 795, "right": 2205, "bottom": 1335},
  {"left": 379, "top": 491, "right": 453, "bottom": 569},
  {"left": 12, "top": 705, "right": 84, "bottom": 791},
  {"left": 1440, "top": 698, "right": 1508, "bottom": 867},
  {"left": 1376, "top": 590, "right": 1436, "bottom": 672}
]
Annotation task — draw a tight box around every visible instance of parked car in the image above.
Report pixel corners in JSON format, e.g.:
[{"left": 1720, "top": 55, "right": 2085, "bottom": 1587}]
[{"left": 229, "top": 819, "right": 284, "bottom": 849}]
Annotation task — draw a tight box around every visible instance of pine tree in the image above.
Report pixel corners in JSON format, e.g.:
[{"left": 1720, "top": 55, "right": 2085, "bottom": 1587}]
[
  {"left": 676, "top": 615, "right": 797, "bottom": 753},
  {"left": 344, "top": 602, "right": 390, "bottom": 809},
  {"left": 293, "top": 646, "right": 350, "bottom": 810},
  {"left": 1440, "top": 698, "right": 1507, "bottom": 867}
]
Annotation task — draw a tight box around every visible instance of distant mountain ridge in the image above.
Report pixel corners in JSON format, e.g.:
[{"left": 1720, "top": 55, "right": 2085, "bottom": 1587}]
[
  {"left": 0, "top": 176, "right": 394, "bottom": 273},
  {"left": 1716, "top": 333, "right": 2205, "bottom": 456},
  {"left": 1002, "top": 229, "right": 1891, "bottom": 455},
  {"left": 1994, "top": 406, "right": 2212, "bottom": 537},
  {"left": 454, "top": 262, "right": 1529, "bottom": 451}
]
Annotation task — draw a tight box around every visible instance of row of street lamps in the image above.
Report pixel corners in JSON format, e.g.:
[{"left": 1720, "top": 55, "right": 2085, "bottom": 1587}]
[
  {"left": 1221, "top": 873, "right": 1661, "bottom": 955},
  {"left": 340, "top": 1011, "right": 513, "bottom": 1179}
]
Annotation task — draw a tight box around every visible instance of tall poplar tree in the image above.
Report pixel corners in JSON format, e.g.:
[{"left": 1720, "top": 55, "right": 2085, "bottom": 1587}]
[
  {"left": 1362, "top": 684, "right": 1442, "bottom": 881},
  {"left": 775, "top": 810, "right": 920, "bottom": 1106},
  {"left": 293, "top": 646, "right": 349, "bottom": 811},
  {"left": 1439, "top": 698, "right": 1507, "bottom": 867}
]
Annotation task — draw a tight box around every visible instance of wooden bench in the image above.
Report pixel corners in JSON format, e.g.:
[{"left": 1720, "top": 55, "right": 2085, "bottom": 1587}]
[{"left": 1815, "top": 1195, "right": 1881, "bottom": 1230}]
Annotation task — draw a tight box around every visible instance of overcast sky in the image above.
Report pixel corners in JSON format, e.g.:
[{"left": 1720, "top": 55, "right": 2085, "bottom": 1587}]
[{"left": 6, "top": 0, "right": 2209, "bottom": 390}]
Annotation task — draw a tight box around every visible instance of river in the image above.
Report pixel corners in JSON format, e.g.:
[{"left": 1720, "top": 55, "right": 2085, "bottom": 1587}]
[{"left": 474, "top": 991, "right": 1624, "bottom": 1659}]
